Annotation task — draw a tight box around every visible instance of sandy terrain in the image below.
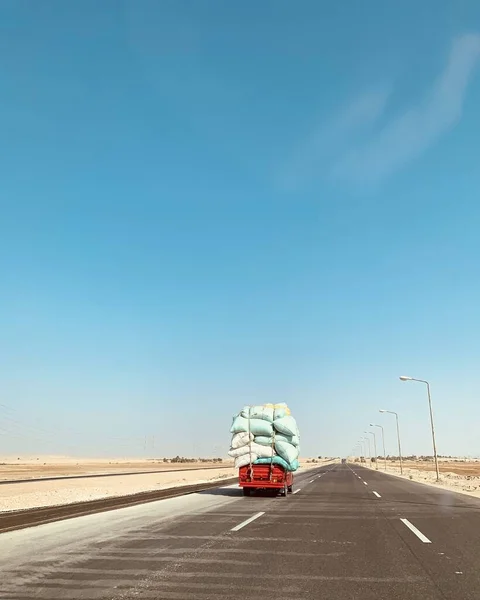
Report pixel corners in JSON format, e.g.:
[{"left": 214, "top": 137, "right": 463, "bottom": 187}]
[
  {"left": 0, "top": 457, "right": 326, "bottom": 512},
  {"left": 388, "top": 460, "right": 480, "bottom": 477},
  {"left": 0, "top": 457, "right": 233, "bottom": 481},
  {"left": 361, "top": 460, "right": 480, "bottom": 499},
  {"left": 0, "top": 467, "right": 237, "bottom": 513}
]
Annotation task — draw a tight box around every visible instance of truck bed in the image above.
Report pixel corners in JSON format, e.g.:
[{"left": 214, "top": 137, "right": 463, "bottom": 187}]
[{"left": 238, "top": 464, "right": 293, "bottom": 496}]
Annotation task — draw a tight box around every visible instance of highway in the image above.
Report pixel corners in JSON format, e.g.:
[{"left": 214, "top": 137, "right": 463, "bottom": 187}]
[{"left": 2, "top": 462, "right": 480, "bottom": 599}]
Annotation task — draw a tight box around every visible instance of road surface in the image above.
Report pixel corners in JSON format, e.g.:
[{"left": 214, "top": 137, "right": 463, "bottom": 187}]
[{"left": 2, "top": 462, "right": 480, "bottom": 599}]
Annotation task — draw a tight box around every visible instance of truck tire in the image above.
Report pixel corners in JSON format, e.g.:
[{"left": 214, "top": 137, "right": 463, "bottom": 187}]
[
  {"left": 287, "top": 485, "right": 293, "bottom": 493},
  {"left": 243, "top": 488, "right": 251, "bottom": 496}
]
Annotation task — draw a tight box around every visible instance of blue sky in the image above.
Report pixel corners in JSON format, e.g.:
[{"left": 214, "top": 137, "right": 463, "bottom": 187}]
[{"left": 1, "top": 1, "right": 480, "bottom": 458}]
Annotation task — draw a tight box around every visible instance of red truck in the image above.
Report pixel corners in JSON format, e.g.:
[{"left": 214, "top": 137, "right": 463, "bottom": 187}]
[{"left": 238, "top": 463, "right": 293, "bottom": 497}]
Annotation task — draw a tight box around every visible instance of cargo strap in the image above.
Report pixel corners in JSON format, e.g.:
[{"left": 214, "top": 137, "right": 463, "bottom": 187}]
[
  {"left": 269, "top": 428, "right": 276, "bottom": 481},
  {"left": 247, "top": 405, "right": 253, "bottom": 478}
]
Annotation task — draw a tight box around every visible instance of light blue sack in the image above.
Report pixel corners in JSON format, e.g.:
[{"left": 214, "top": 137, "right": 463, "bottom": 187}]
[
  {"left": 254, "top": 456, "right": 299, "bottom": 472},
  {"left": 289, "top": 459, "right": 299, "bottom": 471},
  {"left": 277, "top": 433, "right": 293, "bottom": 443},
  {"left": 249, "top": 418, "right": 274, "bottom": 436},
  {"left": 249, "top": 405, "right": 274, "bottom": 422},
  {"left": 254, "top": 456, "right": 290, "bottom": 470},
  {"left": 254, "top": 436, "right": 273, "bottom": 446},
  {"left": 273, "top": 415, "right": 298, "bottom": 437},
  {"left": 230, "top": 415, "right": 249, "bottom": 434},
  {"left": 240, "top": 406, "right": 252, "bottom": 418},
  {"left": 275, "top": 440, "right": 299, "bottom": 463},
  {"left": 255, "top": 433, "right": 292, "bottom": 445}
]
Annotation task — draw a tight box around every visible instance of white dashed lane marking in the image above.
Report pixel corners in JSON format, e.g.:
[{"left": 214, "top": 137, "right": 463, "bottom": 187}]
[
  {"left": 400, "top": 518, "right": 432, "bottom": 543},
  {"left": 372, "top": 491, "right": 381, "bottom": 498},
  {"left": 231, "top": 512, "right": 265, "bottom": 532}
]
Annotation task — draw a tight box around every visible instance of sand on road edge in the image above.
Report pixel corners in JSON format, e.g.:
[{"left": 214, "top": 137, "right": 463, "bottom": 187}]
[
  {"left": 0, "top": 460, "right": 332, "bottom": 513},
  {"left": 0, "top": 467, "right": 237, "bottom": 513},
  {"left": 360, "top": 462, "right": 480, "bottom": 500}
]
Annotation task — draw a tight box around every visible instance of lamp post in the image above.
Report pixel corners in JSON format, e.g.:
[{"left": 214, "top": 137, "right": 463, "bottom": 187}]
[
  {"left": 362, "top": 436, "right": 371, "bottom": 467},
  {"left": 352, "top": 444, "right": 361, "bottom": 463},
  {"left": 379, "top": 409, "right": 403, "bottom": 475},
  {"left": 358, "top": 440, "right": 366, "bottom": 465},
  {"left": 400, "top": 376, "right": 439, "bottom": 481},
  {"left": 365, "top": 431, "right": 378, "bottom": 470},
  {"left": 370, "top": 423, "right": 387, "bottom": 471}
]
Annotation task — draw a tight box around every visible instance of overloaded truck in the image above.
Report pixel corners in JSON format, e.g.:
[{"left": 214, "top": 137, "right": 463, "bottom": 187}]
[{"left": 228, "top": 403, "right": 300, "bottom": 498}]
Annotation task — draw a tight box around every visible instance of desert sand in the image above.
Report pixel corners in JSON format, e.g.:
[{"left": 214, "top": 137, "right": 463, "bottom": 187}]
[
  {"left": 0, "top": 456, "right": 232, "bottom": 481},
  {"left": 0, "top": 457, "right": 325, "bottom": 512},
  {"left": 0, "top": 466, "right": 237, "bottom": 512}
]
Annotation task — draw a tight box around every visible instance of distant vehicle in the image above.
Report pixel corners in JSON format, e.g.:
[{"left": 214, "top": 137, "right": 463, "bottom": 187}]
[
  {"left": 239, "top": 464, "right": 293, "bottom": 497},
  {"left": 341, "top": 458, "right": 347, "bottom": 464}
]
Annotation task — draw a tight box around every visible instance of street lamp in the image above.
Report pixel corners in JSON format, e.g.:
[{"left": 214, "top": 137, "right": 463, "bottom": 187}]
[
  {"left": 356, "top": 444, "right": 362, "bottom": 462},
  {"left": 357, "top": 440, "right": 366, "bottom": 464},
  {"left": 370, "top": 423, "right": 387, "bottom": 471},
  {"left": 379, "top": 409, "right": 403, "bottom": 475},
  {"left": 365, "top": 430, "right": 378, "bottom": 470},
  {"left": 362, "top": 436, "right": 371, "bottom": 466},
  {"left": 399, "top": 375, "right": 439, "bottom": 481},
  {"left": 352, "top": 444, "right": 361, "bottom": 462}
]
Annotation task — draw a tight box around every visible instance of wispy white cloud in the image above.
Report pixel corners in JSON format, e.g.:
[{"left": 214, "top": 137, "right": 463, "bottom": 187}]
[
  {"left": 285, "top": 34, "right": 480, "bottom": 188},
  {"left": 334, "top": 34, "right": 480, "bottom": 184},
  {"left": 282, "top": 87, "right": 391, "bottom": 188}
]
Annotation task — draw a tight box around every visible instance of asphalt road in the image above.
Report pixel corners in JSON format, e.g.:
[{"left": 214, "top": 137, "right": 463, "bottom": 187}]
[{"left": 2, "top": 462, "right": 480, "bottom": 599}]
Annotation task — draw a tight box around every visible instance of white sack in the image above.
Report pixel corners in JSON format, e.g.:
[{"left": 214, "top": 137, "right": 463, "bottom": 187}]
[
  {"left": 235, "top": 453, "right": 258, "bottom": 468},
  {"left": 229, "top": 442, "right": 274, "bottom": 458},
  {"left": 231, "top": 432, "right": 254, "bottom": 449}
]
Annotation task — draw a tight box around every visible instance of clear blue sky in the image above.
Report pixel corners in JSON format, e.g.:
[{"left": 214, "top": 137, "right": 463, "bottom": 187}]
[{"left": 2, "top": 1, "right": 480, "bottom": 459}]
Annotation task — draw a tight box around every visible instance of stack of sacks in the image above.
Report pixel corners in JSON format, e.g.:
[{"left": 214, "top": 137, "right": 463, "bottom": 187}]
[{"left": 228, "top": 403, "right": 300, "bottom": 471}]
